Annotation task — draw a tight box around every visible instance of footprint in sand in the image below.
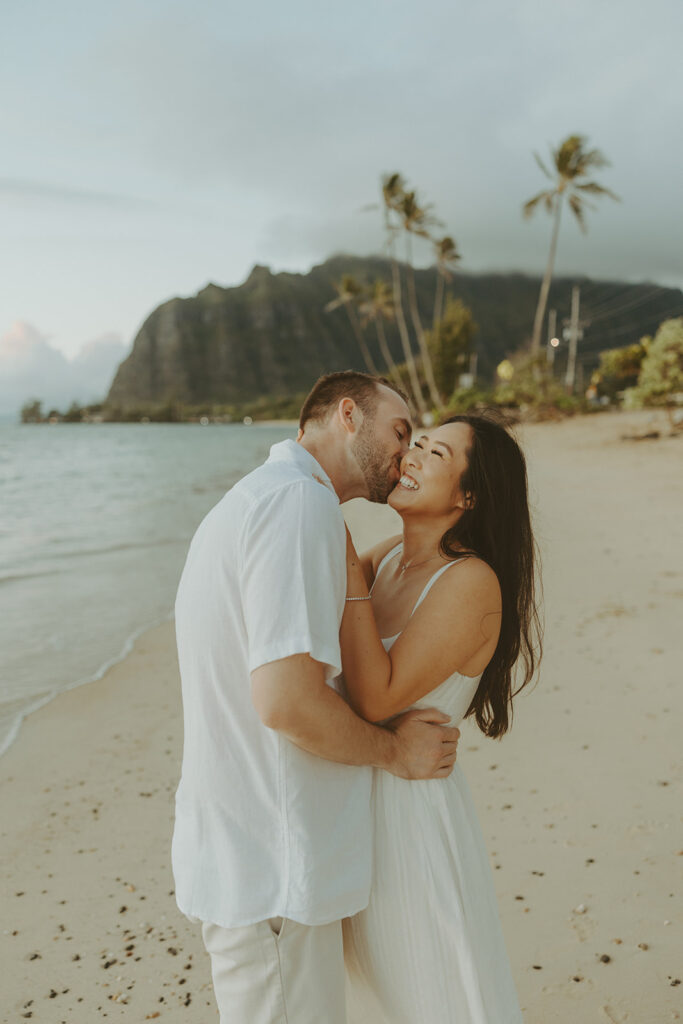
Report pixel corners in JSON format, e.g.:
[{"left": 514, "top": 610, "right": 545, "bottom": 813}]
[{"left": 569, "top": 904, "right": 597, "bottom": 943}]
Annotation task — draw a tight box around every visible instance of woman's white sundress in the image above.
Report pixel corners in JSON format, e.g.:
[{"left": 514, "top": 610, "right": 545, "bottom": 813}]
[{"left": 343, "top": 544, "right": 523, "bottom": 1024}]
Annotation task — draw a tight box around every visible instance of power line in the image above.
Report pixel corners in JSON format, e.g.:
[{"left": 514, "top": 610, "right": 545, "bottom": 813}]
[
  {"left": 585, "top": 285, "right": 669, "bottom": 324},
  {"left": 577, "top": 281, "right": 628, "bottom": 306},
  {"left": 584, "top": 281, "right": 665, "bottom": 313},
  {"left": 582, "top": 288, "right": 630, "bottom": 314},
  {"left": 586, "top": 306, "right": 683, "bottom": 341}
]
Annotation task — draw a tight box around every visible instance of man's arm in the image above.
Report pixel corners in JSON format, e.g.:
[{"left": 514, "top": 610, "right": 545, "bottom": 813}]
[{"left": 251, "top": 653, "right": 459, "bottom": 780}]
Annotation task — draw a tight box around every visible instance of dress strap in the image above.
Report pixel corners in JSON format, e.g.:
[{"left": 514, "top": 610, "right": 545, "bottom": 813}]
[
  {"left": 370, "top": 542, "right": 403, "bottom": 594},
  {"left": 412, "top": 556, "right": 471, "bottom": 614}
]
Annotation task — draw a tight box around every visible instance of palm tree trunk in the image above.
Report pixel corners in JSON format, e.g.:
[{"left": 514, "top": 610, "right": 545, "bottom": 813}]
[
  {"left": 375, "top": 317, "right": 401, "bottom": 384},
  {"left": 405, "top": 234, "right": 442, "bottom": 408},
  {"left": 388, "top": 242, "right": 427, "bottom": 417},
  {"left": 432, "top": 272, "right": 445, "bottom": 333},
  {"left": 346, "top": 305, "right": 379, "bottom": 375},
  {"left": 531, "top": 197, "right": 563, "bottom": 354}
]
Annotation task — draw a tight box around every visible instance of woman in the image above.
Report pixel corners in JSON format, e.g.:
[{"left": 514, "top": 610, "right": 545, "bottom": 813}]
[{"left": 341, "top": 413, "right": 542, "bottom": 1024}]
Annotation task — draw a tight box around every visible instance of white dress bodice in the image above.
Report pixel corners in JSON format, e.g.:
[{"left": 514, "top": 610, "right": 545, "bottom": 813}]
[{"left": 375, "top": 543, "right": 481, "bottom": 726}]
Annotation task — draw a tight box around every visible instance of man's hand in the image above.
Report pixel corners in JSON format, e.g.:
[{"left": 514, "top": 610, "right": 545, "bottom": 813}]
[{"left": 386, "top": 708, "right": 460, "bottom": 779}]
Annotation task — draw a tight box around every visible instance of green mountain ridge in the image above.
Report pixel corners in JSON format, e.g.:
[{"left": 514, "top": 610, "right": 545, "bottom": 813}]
[{"left": 106, "top": 256, "right": 683, "bottom": 409}]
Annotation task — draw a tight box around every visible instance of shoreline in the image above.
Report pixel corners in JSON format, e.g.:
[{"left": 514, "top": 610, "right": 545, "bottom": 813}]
[
  {"left": 2, "top": 410, "right": 682, "bottom": 1022},
  {"left": 0, "top": 614, "right": 174, "bottom": 761}
]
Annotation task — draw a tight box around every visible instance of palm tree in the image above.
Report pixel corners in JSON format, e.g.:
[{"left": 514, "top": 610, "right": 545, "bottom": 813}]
[
  {"left": 396, "top": 190, "right": 443, "bottom": 408},
  {"left": 325, "top": 274, "right": 379, "bottom": 375},
  {"left": 380, "top": 174, "right": 428, "bottom": 417},
  {"left": 432, "top": 235, "right": 461, "bottom": 333},
  {"left": 359, "top": 279, "right": 402, "bottom": 384},
  {"left": 523, "top": 134, "right": 619, "bottom": 354}
]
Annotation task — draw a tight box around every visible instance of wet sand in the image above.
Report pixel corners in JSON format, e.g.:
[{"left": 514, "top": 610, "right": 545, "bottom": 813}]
[{"left": 1, "top": 409, "right": 681, "bottom": 1023}]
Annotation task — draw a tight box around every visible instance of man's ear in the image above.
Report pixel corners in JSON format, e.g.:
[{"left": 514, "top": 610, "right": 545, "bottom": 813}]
[{"left": 337, "top": 397, "right": 359, "bottom": 435}]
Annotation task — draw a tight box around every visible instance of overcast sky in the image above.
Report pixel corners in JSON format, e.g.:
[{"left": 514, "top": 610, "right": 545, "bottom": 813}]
[{"left": 1, "top": 0, "right": 682, "bottom": 410}]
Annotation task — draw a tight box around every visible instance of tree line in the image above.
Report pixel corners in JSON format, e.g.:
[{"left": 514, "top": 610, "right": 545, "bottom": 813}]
[{"left": 326, "top": 135, "right": 671, "bottom": 421}]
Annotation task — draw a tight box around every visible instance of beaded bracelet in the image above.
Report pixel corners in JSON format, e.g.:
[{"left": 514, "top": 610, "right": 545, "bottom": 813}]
[{"left": 345, "top": 595, "right": 372, "bottom": 601}]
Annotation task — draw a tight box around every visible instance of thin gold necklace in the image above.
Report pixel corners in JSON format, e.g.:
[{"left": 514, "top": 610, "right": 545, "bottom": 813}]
[{"left": 397, "top": 553, "right": 443, "bottom": 577}]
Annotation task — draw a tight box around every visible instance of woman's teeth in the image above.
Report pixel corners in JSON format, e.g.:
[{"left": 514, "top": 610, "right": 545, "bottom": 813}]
[{"left": 400, "top": 475, "right": 419, "bottom": 490}]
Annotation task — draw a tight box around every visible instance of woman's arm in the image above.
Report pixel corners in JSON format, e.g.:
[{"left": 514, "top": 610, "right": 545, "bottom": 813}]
[
  {"left": 341, "top": 532, "right": 502, "bottom": 722},
  {"left": 355, "top": 533, "right": 403, "bottom": 591}
]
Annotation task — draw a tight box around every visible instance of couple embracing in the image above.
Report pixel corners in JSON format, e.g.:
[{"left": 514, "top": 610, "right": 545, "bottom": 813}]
[{"left": 172, "top": 371, "right": 541, "bottom": 1023}]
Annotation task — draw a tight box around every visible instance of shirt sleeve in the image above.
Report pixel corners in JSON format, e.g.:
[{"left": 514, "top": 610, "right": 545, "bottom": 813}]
[{"left": 239, "top": 480, "right": 347, "bottom": 679}]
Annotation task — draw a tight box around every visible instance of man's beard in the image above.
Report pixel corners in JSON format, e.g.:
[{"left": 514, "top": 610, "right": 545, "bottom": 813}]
[{"left": 352, "top": 422, "right": 397, "bottom": 503}]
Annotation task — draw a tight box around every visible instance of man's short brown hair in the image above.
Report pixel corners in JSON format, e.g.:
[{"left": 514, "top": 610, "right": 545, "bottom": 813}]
[{"left": 299, "top": 371, "right": 408, "bottom": 431}]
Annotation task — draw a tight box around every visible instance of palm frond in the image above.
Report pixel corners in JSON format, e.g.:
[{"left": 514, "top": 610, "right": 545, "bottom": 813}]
[
  {"left": 576, "top": 181, "right": 620, "bottom": 202},
  {"left": 435, "top": 235, "right": 461, "bottom": 274},
  {"left": 568, "top": 194, "right": 587, "bottom": 232},
  {"left": 554, "top": 135, "right": 585, "bottom": 176},
  {"left": 359, "top": 278, "right": 395, "bottom": 325},
  {"left": 397, "top": 190, "right": 441, "bottom": 236},
  {"left": 578, "top": 147, "right": 610, "bottom": 171},
  {"left": 340, "top": 273, "right": 363, "bottom": 297},
  {"left": 523, "top": 190, "right": 554, "bottom": 218},
  {"left": 381, "top": 172, "right": 406, "bottom": 210},
  {"left": 533, "top": 151, "right": 552, "bottom": 179}
]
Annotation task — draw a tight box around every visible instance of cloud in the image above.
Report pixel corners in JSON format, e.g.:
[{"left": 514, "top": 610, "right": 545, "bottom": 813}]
[
  {"left": 0, "top": 177, "right": 159, "bottom": 210},
  {"left": 0, "top": 322, "right": 127, "bottom": 416}
]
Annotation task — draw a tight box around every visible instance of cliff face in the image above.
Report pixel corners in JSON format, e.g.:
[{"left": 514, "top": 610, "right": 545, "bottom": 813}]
[{"left": 106, "top": 256, "right": 683, "bottom": 408}]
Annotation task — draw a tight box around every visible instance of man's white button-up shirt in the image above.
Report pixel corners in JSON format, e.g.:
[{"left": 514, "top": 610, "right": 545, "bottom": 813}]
[{"left": 172, "top": 439, "right": 373, "bottom": 928}]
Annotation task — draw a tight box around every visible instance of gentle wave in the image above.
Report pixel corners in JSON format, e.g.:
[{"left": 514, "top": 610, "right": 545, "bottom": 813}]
[
  {"left": 0, "top": 537, "right": 186, "bottom": 585},
  {"left": 0, "top": 568, "right": 63, "bottom": 586},
  {"left": 0, "top": 614, "right": 173, "bottom": 759}
]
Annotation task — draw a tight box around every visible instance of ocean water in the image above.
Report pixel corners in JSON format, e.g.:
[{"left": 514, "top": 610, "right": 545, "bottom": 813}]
[{"left": 0, "top": 422, "right": 295, "bottom": 756}]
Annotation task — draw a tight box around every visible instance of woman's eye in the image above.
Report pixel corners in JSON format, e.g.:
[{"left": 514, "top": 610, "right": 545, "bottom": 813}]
[
  {"left": 431, "top": 449, "right": 443, "bottom": 458},
  {"left": 413, "top": 442, "right": 423, "bottom": 450}
]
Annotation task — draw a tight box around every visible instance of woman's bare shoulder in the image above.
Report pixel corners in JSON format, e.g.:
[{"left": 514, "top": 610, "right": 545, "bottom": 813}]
[{"left": 433, "top": 554, "right": 501, "bottom": 606}]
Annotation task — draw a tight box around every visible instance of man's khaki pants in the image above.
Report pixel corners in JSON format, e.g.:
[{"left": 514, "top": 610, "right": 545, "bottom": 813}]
[{"left": 202, "top": 916, "right": 346, "bottom": 1024}]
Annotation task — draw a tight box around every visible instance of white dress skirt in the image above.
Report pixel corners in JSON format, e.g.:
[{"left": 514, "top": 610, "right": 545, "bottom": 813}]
[{"left": 343, "top": 550, "right": 523, "bottom": 1024}]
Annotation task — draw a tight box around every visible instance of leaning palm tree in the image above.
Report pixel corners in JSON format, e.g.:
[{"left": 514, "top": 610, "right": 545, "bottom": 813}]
[
  {"left": 396, "top": 189, "right": 443, "bottom": 408},
  {"left": 523, "top": 134, "right": 619, "bottom": 354},
  {"left": 380, "top": 174, "right": 428, "bottom": 416},
  {"left": 432, "top": 235, "right": 461, "bottom": 333},
  {"left": 325, "top": 274, "right": 379, "bottom": 375},
  {"left": 359, "top": 279, "right": 402, "bottom": 385}
]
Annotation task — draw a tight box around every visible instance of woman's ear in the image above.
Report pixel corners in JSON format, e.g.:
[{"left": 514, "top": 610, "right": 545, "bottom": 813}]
[{"left": 463, "top": 491, "right": 475, "bottom": 510}]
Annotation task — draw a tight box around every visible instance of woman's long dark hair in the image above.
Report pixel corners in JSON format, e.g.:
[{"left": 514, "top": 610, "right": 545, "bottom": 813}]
[{"left": 440, "top": 413, "right": 542, "bottom": 738}]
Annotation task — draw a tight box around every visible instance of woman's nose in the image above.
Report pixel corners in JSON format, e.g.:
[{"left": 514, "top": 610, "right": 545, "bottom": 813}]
[{"left": 402, "top": 447, "right": 421, "bottom": 471}]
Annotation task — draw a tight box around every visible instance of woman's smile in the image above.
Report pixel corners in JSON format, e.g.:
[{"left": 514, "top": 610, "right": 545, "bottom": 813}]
[{"left": 398, "top": 473, "right": 420, "bottom": 491}]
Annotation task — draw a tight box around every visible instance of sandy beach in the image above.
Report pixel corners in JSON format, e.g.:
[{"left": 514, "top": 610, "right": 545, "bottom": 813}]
[{"left": 2, "top": 409, "right": 682, "bottom": 1024}]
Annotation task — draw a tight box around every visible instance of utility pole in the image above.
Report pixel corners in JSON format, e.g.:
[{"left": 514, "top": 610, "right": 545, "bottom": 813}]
[
  {"left": 469, "top": 350, "right": 478, "bottom": 380},
  {"left": 563, "top": 285, "right": 584, "bottom": 393},
  {"left": 546, "top": 308, "right": 557, "bottom": 367},
  {"left": 576, "top": 359, "right": 585, "bottom": 395}
]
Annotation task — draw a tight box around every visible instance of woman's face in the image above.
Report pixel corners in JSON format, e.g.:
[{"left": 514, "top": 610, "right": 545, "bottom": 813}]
[{"left": 388, "top": 421, "right": 474, "bottom": 518}]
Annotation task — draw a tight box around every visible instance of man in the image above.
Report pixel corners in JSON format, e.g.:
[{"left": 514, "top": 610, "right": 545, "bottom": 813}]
[{"left": 172, "top": 371, "right": 460, "bottom": 1023}]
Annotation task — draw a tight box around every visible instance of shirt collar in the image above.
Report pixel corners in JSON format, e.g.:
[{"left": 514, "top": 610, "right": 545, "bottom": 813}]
[{"left": 267, "top": 439, "right": 338, "bottom": 502}]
